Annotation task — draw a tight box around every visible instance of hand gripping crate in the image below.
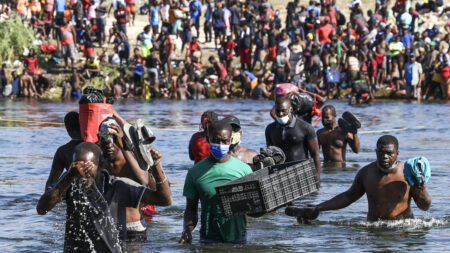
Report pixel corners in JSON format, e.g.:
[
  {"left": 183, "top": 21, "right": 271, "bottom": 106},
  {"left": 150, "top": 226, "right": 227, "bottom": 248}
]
[{"left": 215, "top": 159, "right": 319, "bottom": 217}]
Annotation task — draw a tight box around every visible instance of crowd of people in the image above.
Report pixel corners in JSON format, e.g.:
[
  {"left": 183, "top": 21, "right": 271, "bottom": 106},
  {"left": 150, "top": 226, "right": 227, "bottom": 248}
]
[
  {"left": 36, "top": 100, "right": 432, "bottom": 251},
  {"left": 0, "top": 0, "right": 449, "bottom": 101}
]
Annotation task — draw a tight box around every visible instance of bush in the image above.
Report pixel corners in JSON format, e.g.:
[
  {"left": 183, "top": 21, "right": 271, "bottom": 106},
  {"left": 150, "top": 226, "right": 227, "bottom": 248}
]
[{"left": 0, "top": 14, "right": 37, "bottom": 64}]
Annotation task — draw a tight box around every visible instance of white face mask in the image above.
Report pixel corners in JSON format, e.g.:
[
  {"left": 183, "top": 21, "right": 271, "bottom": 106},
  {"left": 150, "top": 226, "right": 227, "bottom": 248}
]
[{"left": 276, "top": 114, "right": 290, "bottom": 125}]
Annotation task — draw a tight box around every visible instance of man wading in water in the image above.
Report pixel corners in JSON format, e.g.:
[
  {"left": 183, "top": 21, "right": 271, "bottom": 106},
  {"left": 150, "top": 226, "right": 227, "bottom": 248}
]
[
  {"left": 37, "top": 142, "right": 171, "bottom": 252},
  {"left": 223, "top": 115, "right": 257, "bottom": 165},
  {"left": 316, "top": 105, "right": 360, "bottom": 166},
  {"left": 286, "top": 135, "right": 431, "bottom": 221}
]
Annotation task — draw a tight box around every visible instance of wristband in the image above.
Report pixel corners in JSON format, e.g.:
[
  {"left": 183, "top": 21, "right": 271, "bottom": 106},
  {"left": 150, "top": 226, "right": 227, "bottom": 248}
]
[{"left": 156, "top": 175, "right": 168, "bottom": 185}]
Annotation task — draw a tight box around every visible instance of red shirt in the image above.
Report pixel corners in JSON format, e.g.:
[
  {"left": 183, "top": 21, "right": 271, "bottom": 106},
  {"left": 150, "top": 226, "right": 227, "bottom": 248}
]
[
  {"left": 191, "top": 132, "right": 210, "bottom": 164},
  {"left": 329, "top": 8, "right": 337, "bottom": 25},
  {"left": 24, "top": 57, "right": 38, "bottom": 74},
  {"left": 316, "top": 24, "right": 335, "bottom": 44},
  {"left": 115, "top": 7, "right": 128, "bottom": 24},
  {"left": 224, "top": 40, "right": 236, "bottom": 59},
  {"left": 187, "top": 41, "right": 200, "bottom": 52}
]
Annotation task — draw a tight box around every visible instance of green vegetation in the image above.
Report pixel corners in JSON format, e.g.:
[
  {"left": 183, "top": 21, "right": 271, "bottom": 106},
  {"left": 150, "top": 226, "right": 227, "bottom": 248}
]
[{"left": 0, "top": 14, "right": 37, "bottom": 64}]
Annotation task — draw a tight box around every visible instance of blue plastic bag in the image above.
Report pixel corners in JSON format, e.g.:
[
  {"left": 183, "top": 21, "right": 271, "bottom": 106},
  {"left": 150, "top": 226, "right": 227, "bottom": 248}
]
[{"left": 404, "top": 156, "right": 431, "bottom": 186}]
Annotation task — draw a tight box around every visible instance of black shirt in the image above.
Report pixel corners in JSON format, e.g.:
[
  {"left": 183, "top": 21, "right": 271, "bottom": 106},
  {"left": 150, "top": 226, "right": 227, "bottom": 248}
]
[
  {"left": 265, "top": 116, "right": 317, "bottom": 162},
  {"left": 64, "top": 170, "right": 146, "bottom": 252}
]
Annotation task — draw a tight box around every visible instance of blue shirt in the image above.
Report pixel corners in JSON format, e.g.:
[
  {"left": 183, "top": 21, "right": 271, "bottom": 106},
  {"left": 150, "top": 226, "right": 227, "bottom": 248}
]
[
  {"left": 151, "top": 6, "right": 159, "bottom": 26},
  {"left": 306, "top": 5, "right": 320, "bottom": 17},
  {"left": 400, "top": 32, "right": 413, "bottom": 48},
  {"left": 189, "top": 0, "right": 203, "bottom": 19},
  {"left": 244, "top": 71, "right": 256, "bottom": 81},
  {"left": 56, "top": 0, "right": 66, "bottom": 12}
]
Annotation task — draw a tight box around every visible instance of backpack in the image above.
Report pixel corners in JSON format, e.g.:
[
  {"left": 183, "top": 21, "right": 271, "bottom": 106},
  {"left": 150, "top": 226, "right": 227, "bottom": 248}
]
[{"left": 337, "top": 11, "right": 346, "bottom": 26}]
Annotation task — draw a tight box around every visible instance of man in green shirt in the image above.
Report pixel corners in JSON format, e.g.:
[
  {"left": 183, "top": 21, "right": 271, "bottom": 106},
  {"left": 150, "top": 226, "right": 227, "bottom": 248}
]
[{"left": 180, "top": 120, "right": 253, "bottom": 244}]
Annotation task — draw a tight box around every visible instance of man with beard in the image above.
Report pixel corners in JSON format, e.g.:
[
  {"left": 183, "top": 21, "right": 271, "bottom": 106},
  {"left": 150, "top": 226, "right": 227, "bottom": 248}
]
[
  {"left": 37, "top": 142, "right": 171, "bottom": 252},
  {"left": 97, "top": 116, "right": 170, "bottom": 242},
  {"left": 316, "top": 105, "right": 360, "bottom": 165},
  {"left": 286, "top": 135, "right": 431, "bottom": 221}
]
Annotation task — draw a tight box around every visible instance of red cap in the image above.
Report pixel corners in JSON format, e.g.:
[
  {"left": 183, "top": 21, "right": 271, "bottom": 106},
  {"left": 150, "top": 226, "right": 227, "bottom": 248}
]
[{"left": 324, "top": 16, "right": 330, "bottom": 22}]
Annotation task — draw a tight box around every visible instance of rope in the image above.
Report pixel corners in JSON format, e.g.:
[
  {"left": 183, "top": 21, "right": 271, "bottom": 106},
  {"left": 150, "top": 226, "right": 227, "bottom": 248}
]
[{"left": 0, "top": 116, "right": 425, "bottom": 135}]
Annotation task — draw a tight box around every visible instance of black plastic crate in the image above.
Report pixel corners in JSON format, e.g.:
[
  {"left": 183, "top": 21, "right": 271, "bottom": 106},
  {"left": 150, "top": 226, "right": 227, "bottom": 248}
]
[{"left": 215, "top": 159, "right": 319, "bottom": 217}]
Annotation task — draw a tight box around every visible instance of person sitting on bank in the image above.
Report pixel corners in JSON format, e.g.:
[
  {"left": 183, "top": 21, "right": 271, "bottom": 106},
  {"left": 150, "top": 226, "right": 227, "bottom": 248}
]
[
  {"left": 36, "top": 142, "right": 172, "bottom": 252},
  {"left": 316, "top": 105, "right": 360, "bottom": 166},
  {"left": 286, "top": 135, "right": 431, "bottom": 222},
  {"left": 180, "top": 120, "right": 259, "bottom": 244},
  {"left": 223, "top": 115, "right": 258, "bottom": 164}
]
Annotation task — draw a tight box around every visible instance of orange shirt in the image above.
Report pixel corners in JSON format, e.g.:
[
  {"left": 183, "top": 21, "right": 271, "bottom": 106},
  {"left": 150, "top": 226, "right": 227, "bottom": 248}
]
[{"left": 16, "top": 0, "right": 29, "bottom": 15}]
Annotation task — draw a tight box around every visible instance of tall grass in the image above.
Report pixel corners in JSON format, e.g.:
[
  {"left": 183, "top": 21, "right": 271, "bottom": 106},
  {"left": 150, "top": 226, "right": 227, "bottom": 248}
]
[{"left": 0, "top": 14, "right": 37, "bottom": 65}]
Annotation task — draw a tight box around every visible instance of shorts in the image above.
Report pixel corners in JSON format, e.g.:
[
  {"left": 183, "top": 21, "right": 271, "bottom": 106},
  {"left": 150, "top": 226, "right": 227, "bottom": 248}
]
[
  {"left": 214, "top": 27, "right": 225, "bottom": 37},
  {"left": 43, "top": 11, "right": 53, "bottom": 22},
  {"left": 126, "top": 221, "right": 147, "bottom": 242},
  {"left": 141, "top": 44, "right": 152, "bottom": 58},
  {"left": 126, "top": 4, "right": 136, "bottom": 14},
  {"left": 239, "top": 48, "right": 251, "bottom": 65},
  {"left": 71, "top": 90, "right": 81, "bottom": 99},
  {"left": 83, "top": 47, "right": 94, "bottom": 57},
  {"left": 62, "top": 42, "right": 78, "bottom": 59}
]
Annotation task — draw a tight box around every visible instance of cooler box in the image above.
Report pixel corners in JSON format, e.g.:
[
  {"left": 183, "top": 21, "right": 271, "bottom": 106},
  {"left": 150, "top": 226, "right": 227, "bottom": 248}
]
[{"left": 215, "top": 159, "right": 319, "bottom": 217}]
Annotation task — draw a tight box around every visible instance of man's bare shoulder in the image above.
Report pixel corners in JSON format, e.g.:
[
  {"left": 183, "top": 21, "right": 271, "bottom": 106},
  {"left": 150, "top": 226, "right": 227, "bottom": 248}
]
[{"left": 356, "top": 161, "right": 377, "bottom": 177}]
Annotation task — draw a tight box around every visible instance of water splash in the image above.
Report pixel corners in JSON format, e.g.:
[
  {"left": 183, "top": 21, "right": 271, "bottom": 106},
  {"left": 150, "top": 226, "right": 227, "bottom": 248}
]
[{"left": 329, "top": 217, "right": 450, "bottom": 229}]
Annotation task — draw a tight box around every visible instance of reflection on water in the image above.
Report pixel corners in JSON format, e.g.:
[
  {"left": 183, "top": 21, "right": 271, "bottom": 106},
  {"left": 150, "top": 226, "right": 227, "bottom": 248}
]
[{"left": 0, "top": 99, "right": 449, "bottom": 252}]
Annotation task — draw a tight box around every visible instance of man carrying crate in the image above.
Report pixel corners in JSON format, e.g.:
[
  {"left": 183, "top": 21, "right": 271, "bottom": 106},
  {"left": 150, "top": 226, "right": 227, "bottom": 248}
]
[
  {"left": 180, "top": 120, "right": 257, "bottom": 244},
  {"left": 265, "top": 96, "right": 321, "bottom": 177}
]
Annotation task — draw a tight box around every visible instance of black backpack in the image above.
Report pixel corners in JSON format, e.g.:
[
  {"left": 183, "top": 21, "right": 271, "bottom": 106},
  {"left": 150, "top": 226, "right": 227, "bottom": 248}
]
[{"left": 337, "top": 11, "right": 346, "bottom": 26}]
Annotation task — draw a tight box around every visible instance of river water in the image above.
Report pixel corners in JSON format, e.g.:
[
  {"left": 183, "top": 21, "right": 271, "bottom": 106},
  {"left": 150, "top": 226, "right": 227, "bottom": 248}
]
[{"left": 0, "top": 99, "right": 449, "bottom": 252}]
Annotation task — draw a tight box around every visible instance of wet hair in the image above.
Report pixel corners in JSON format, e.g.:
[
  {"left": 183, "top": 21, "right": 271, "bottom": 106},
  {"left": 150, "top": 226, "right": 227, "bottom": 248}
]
[
  {"left": 201, "top": 110, "right": 218, "bottom": 124},
  {"left": 209, "top": 119, "right": 232, "bottom": 137},
  {"left": 64, "top": 111, "right": 80, "bottom": 134},
  {"left": 322, "top": 105, "right": 336, "bottom": 116},
  {"left": 377, "top": 135, "right": 399, "bottom": 150},
  {"left": 73, "top": 142, "right": 102, "bottom": 165}
]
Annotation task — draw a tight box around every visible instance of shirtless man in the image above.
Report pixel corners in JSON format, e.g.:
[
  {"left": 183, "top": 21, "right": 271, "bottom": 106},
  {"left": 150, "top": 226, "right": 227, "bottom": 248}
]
[
  {"left": 70, "top": 69, "right": 86, "bottom": 99},
  {"left": 45, "top": 111, "right": 83, "bottom": 190},
  {"left": 176, "top": 69, "right": 191, "bottom": 100},
  {"left": 98, "top": 116, "right": 169, "bottom": 242},
  {"left": 188, "top": 76, "right": 205, "bottom": 100},
  {"left": 19, "top": 72, "right": 38, "bottom": 97},
  {"left": 286, "top": 135, "right": 431, "bottom": 221},
  {"left": 317, "top": 105, "right": 359, "bottom": 166},
  {"left": 223, "top": 115, "right": 258, "bottom": 164}
]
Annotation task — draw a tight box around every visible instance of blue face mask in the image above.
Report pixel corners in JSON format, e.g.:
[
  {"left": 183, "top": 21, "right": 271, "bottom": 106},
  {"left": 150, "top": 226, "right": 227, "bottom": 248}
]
[{"left": 210, "top": 143, "right": 230, "bottom": 159}]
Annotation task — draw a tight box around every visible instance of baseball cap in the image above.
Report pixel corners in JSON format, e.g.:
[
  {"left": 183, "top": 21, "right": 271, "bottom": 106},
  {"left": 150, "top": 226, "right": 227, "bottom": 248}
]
[{"left": 223, "top": 115, "right": 241, "bottom": 130}]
